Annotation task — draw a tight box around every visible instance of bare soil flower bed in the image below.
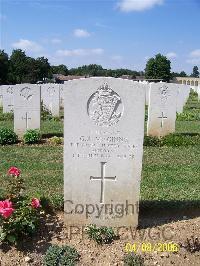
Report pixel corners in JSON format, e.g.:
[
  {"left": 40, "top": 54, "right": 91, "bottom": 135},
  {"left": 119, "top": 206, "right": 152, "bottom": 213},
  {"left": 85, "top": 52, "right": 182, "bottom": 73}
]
[{"left": 0, "top": 212, "right": 199, "bottom": 266}]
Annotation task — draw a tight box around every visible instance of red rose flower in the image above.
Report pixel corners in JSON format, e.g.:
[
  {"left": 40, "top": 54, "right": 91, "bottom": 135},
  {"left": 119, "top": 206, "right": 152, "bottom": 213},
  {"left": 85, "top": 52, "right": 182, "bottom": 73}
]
[
  {"left": 8, "top": 167, "right": 21, "bottom": 177},
  {"left": 0, "top": 200, "right": 15, "bottom": 219},
  {"left": 31, "top": 198, "right": 41, "bottom": 209}
]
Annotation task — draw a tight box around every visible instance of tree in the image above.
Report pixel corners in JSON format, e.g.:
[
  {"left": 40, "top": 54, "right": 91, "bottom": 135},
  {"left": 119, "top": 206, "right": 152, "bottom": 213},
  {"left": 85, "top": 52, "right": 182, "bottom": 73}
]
[
  {"left": 8, "top": 50, "right": 51, "bottom": 84},
  {"left": 145, "top": 54, "right": 171, "bottom": 82},
  {"left": 8, "top": 49, "right": 28, "bottom": 84},
  {"left": 191, "top": 66, "right": 199, "bottom": 78},
  {"left": 22, "top": 57, "right": 37, "bottom": 83},
  {"left": 69, "top": 64, "right": 104, "bottom": 76},
  {"left": 145, "top": 58, "right": 157, "bottom": 79},
  {"left": 171, "top": 71, "right": 187, "bottom": 78},
  {"left": 4, "top": 49, "right": 145, "bottom": 83},
  {"left": 179, "top": 71, "right": 187, "bottom": 77},
  {"left": 35, "top": 57, "right": 51, "bottom": 81},
  {"left": 0, "top": 50, "right": 9, "bottom": 84},
  {"left": 51, "top": 64, "right": 68, "bottom": 75},
  {"left": 68, "top": 65, "right": 140, "bottom": 78}
]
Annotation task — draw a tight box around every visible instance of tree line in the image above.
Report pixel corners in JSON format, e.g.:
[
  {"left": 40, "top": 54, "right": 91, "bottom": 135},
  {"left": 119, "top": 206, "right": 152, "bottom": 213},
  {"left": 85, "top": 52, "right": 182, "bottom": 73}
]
[
  {"left": 0, "top": 49, "right": 141, "bottom": 85},
  {"left": 0, "top": 50, "right": 199, "bottom": 85}
]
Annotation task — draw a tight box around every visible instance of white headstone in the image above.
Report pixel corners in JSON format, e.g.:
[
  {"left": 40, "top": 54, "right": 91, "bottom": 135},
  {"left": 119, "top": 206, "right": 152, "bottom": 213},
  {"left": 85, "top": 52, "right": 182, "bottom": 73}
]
[
  {"left": 41, "top": 84, "right": 60, "bottom": 116},
  {"left": 2, "top": 85, "right": 14, "bottom": 113},
  {"left": 139, "top": 81, "right": 150, "bottom": 106},
  {"left": 195, "top": 86, "right": 198, "bottom": 93},
  {"left": 190, "top": 85, "right": 195, "bottom": 91},
  {"left": 147, "top": 82, "right": 178, "bottom": 137},
  {"left": 14, "top": 84, "right": 41, "bottom": 137},
  {"left": 145, "top": 83, "right": 150, "bottom": 106},
  {"left": 176, "top": 84, "right": 190, "bottom": 113},
  {"left": 0, "top": 86, "right": 3, "bottom": 107},
  {"left": 176, "top": 84, "right": 185, "bottom": 114},
  {"left": 59, "top": 85, "right": 64, "bottom": 108},
  {"left": 197, "top": 86, "right": 200, "bottom": 101},
  {"left": 183, "top": 85, "right": 190, "bottom": 104},
  {"left": 64, "top": 77, "right": 145, "bottom": 227}
]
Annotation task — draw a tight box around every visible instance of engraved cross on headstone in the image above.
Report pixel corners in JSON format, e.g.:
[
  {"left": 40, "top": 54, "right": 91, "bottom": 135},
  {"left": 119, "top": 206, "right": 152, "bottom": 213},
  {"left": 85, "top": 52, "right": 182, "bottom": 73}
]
[
  {"left": 90, "top": 162, "right": 116, "bottom": 204},
  {"left": 22, "top": 112, "right": 31, "bottom": 129},
  {"left": 158, "top": 112, "right": 167, "bottom": 128}
]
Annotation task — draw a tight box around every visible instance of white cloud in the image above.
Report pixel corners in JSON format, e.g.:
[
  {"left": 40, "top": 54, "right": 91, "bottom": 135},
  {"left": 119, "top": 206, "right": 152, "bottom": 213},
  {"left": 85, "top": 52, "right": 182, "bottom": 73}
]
[
  {"left": 111, "top": 55, "right": 123, "bottom": 61},
  {"left": 0, "top": 14, "right": 6, "bottom": 20},
  {"left": 73, "top": 29, "right": 91, "bottom": 38},
  {"left": 187, "top": 58, "right": 200, "bottom": 64},
  {"left": 12, "top": 39, "right": 42, "bottom": 52},
  {"left": 56, "top": 48, "right": 104, "bottom": 57},
  {"left": 187, "top": 49, "right": 200, "bottom": 64},
  {"left": 51, "top": 38, "right": 62, "bottom": 44},
  {"left": 166, "top": 52, "right": 177, "bottom": 59},
  {"left": 91, "top": 48, "right": 104, "bottom": 55},
  {"left": 95, "top": 22, "right": 110, "bottom": 29},
  {"left": 189, "top": 49, "right": 200, "bottom": 58},
  {"left": 118, "top": 0, "right": 164, "bottom": 12}
]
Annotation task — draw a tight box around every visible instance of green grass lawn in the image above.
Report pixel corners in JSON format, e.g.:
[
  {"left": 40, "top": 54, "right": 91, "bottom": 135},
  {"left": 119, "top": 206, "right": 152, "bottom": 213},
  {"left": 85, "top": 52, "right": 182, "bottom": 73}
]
[
  {"left": 0, "top": 143, "right": 199, "bottom": 208},
  {"left": 0, "top": 113, "right": 63, "bottom": 136},
  {"left": 0, "top": 92, "right": 200, "bottom": 209},
  {"left": 142, "top": 146, "right": 200, "bottom": 201},
  {"left": 176, "top": 120, "right": 200, "bottom": 133}
]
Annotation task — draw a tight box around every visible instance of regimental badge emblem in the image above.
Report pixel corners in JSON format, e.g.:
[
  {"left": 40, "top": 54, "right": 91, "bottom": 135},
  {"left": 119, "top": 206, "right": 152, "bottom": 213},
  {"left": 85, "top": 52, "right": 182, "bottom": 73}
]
[
  {"left": 159, "top": 85, "right": 170, "bottom": 105},
  {"left": 87, "top": 83, "right": 124, "bottom": 127},
  {"left": 20, "top": 87, "right": 33, "bottom": 101},
  {"left": 47, "top": 87, "right": 55, "bottom": 97},
  {"left": 7, "top": 86, "right": 13, "bottom": 94}
]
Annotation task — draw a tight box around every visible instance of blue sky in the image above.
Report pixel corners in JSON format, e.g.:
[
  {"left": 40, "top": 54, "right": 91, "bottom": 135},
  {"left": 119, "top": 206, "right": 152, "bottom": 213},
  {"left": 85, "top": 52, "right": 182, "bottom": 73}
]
[{"left": 1, "top": 0, "right": 200, "bottom": 73}]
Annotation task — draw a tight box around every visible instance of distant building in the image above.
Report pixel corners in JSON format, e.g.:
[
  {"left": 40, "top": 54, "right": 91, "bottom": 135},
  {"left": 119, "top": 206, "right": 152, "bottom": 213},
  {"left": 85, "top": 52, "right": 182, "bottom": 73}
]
[
  {"left": 120, "top": 75, "right": 134, "bottom": 80},
  {"left": 53, "top": 74, "right": 86, "bottom": 84},
  {"left": 174, "top": 76, "right": 200, "bottom": 86},
  {"left": 120, "top": 75, "right": 163, "bottom": 82}
]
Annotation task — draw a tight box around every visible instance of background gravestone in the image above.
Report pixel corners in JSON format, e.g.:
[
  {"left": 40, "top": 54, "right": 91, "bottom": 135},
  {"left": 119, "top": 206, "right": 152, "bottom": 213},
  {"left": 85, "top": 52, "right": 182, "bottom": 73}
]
[
  {"left": 59, "top": 85, "right": 64, "bottom": 108},
  {"left": 14, "top": 84, "right": 41, "bottom": 137},
  {"left": 176, "top": 84, "right": 190, "bottom": 114},
  {"left": 197, "top": 86, "right": 200, "bottom": 101},
  {"left": 2, "top": 85, "right": 14, "bottom": 113},
  {"left": 182, "top": 85, "right": 190, "bottom": 105},
  {"left": 0, "top": 86, "right": 3, "bottom": 107},
  {"left": 41, "top": 84, "right": 60, "bottom": 117},
  {"left": 64, "top": 77, "right": 145, "bottom": 227},
  {"left": 139, "top": 81, "right": 150, "bottom": 106},
  {"left": 147, "top": 82, "right": 178, "bottom": 137},
  {"left": 176, "top": 84, "right": 185, "bottom": 114}
]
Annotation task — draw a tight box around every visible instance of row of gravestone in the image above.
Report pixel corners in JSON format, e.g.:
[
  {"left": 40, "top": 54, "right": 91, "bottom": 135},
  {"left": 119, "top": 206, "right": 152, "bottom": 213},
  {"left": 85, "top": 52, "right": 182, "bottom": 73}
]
[
  {"left": 0, "top": 80, "right": 191, "bottom": 139},
  {"left": 0, "top": 84, "right": 64, "bottom": 114},
  {"left": 0, "top": 84, "right": 64, "bottom": 137},
  {"left": 0, "top": 78, "right": 193, "bottom": 227}
]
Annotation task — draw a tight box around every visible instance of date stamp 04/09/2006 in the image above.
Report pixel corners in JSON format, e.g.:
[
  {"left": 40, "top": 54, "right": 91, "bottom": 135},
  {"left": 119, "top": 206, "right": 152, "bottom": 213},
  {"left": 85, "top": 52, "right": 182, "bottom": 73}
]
[{"left": 125, "top": 242, "right": 179, "bottom": 253}]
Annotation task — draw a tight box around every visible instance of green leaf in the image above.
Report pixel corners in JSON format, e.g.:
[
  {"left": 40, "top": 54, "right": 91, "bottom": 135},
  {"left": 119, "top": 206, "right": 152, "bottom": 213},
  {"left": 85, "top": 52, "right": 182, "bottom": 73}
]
[
  {"left": 7, "top": 234, "right": 16, "bottom": 243},
  {"left": 0, "top": 227, "right": 7, "bottom": 242}
]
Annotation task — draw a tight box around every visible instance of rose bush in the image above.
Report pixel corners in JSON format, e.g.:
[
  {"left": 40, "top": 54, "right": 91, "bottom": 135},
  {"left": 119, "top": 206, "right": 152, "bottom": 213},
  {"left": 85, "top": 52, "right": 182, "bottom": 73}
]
[
  {"left": 0, "top": 200, "right": 14, "bottom": 219},
  {"left": 8, "top": 166, "right": 21, "bottom": 177},
  {"left": 31, "top": 198, "right": 41, "bottom": 209},
  {"left": 0, "top": 167, "right": 43, "bottom": 244}
]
